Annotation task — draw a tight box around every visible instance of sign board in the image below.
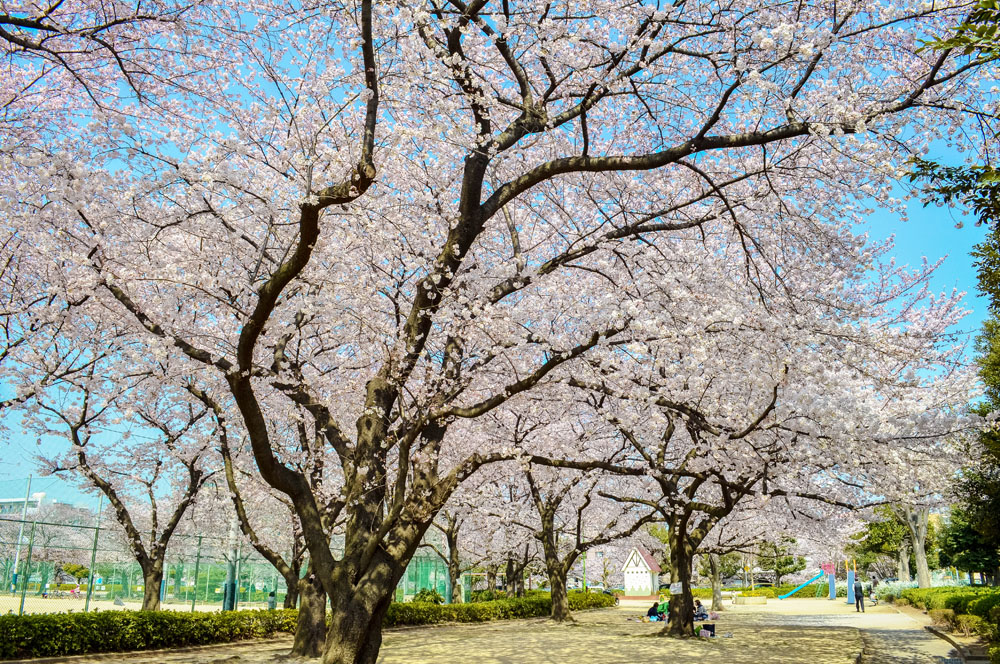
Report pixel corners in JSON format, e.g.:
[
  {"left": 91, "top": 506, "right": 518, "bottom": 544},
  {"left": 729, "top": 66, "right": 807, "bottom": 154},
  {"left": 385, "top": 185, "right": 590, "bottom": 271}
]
[{"left": 669, "top": 582, "right": 682, "bottom": 595}]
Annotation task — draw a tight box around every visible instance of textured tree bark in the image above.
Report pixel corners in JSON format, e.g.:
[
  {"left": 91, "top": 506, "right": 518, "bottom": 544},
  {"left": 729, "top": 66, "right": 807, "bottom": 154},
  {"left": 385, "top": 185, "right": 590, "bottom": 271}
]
[
  {"left": 903, "top": 506, "right": 931, "bottom": 588},
  {"left": 664, "top": 531, "right": 695, "bottom": 637},
  {"left": 505, "top": 556, "right": 516, "bottom": 596},
  {"left": 548, "top": 567, "right": 571, "bottom": 622},
  {"left": 709, "top": 553, "right": 724, "bottom": 612},
  {"left": 140, "top": 562, "right": 164, "bottom": 611},
  {"left": 322, "top": 581, "right": 394, "bottom": 664},
  {"left": 291, "top": 572, "right": 326, "bottom": 657},
  {"left": 448, "top": 560, "right": 462, "bottom": 603},
  {"left": 898, "top": 542, "right": 911, "bottom": 582},
  {"left": 486, "top": 566, "right": 497, "bottom": 594},
  {"left": 283, "top": 571, "right": 300, "bottom": 609}
]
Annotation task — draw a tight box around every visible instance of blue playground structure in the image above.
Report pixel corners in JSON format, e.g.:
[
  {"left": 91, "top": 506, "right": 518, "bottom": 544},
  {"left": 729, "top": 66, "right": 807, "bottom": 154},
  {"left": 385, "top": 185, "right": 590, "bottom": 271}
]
[{"left": 777, "top": 571, "right": 826, "bottom": 599}]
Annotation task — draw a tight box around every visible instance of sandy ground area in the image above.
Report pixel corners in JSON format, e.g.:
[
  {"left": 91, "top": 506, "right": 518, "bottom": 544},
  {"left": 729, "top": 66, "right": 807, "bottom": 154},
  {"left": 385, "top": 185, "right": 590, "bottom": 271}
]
[
  {"left": 0, "top": 598, "right": 965, "bottom": 664},
  {"left": 0, "top": 594, "right": 269, "bottom": 615}
]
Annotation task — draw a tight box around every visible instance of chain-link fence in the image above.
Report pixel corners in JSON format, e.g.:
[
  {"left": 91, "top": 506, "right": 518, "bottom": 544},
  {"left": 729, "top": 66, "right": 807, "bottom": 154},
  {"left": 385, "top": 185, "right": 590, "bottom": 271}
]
[
  {"left": 0, "top": 514, "right": 292, "bottom": 616},
  {"left": 0, "top": 477, "right": 458, "bottom": 615}
]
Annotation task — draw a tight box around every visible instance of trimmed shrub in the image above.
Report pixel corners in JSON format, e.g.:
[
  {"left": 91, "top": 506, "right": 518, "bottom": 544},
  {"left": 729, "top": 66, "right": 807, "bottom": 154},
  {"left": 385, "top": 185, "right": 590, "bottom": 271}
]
[
  {"left": 741, "top": 588, "right": 777, "bottom": 598},
  {"left": 0, "top": 609, "right": 297, "bottom": 660},
  {"left": 568, "top": 591, "right": 617, "bottom": 610},
  {"left": 955, "top": 614, "right": 988, "bottom": 638},
  {"left": 384, "top": 591, "right": 614, "bottom": 627},
  {"left": 928, "top": 608, "right": 956, "bottom": 628}
]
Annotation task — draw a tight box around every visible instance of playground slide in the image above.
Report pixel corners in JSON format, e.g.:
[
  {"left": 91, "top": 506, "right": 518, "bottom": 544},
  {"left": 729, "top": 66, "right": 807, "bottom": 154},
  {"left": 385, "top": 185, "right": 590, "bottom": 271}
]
[{"left": 778, "top": 572, "right": 826, "bottom": 599}]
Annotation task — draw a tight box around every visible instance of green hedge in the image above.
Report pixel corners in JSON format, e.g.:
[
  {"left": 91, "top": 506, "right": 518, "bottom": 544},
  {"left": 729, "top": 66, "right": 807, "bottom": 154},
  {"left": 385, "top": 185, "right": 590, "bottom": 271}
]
[
  {"left": 0, "top": 609, "right": 298, "bottom": 660},
  {"left": 690, "top": 584, "right": 825, "bottom": 599},
  {"left": 0, "top": 591, "right": 616, "bottom": 660},
  {"left": 898, "top": 587, "right": 1000, "bottom": 650},
  {"left": 900, "top": 587, "right": 1000, "bottom": 616},
  {"left": 385, "top": 590, "right": 616, "bottom": 626}
]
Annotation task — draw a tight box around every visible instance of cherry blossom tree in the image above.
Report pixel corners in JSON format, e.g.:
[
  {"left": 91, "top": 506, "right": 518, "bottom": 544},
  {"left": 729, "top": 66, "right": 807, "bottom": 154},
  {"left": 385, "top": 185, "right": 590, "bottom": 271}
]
[
  {"left": 6, "top": 0, "right": 996, "bottom": 661},
  {"left": 12, "top": 332, "right": 218, "bottom": 611}
]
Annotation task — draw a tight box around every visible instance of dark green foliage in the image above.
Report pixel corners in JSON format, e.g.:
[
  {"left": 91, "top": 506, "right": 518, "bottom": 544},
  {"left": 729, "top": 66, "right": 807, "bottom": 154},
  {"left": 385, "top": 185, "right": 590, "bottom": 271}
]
[
  {"left": 910, "top": 158, "right": 1000, "bottom": 231},
  {"left": 846, "top": 505, "right": 909, "bottom": 576},
  {"left": 926, "top": 0, "right": 1000, "bottom": 57},
  {"left": 0, "top": 609, "right": 298, "bottom": 660},
  {"left": 757, "top": 538, "right": 807, "bottom": 586},
  {"left": 385, "top": 590, "right": 615, "bottom": 626},
  {"left": 412, "top": 588, "right": 445, "bottom": 604},
  {"left": 940, "top": 505, "right": 1000, "bottom": 574},
  {"left": 901, "top": 587, "right": 1000, "bottom": 642},
  {"left": 60, "top": 564, "right": 90, "bottom": 583},
  {"left": 900, "top": 587, "right": 1000, "bottom": 615}
]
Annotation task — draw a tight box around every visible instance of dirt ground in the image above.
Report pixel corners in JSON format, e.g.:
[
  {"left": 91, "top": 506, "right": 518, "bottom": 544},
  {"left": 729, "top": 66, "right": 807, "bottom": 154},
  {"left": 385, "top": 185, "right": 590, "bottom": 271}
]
[
  {"left": 0, "top": 593, "right": 266, "bottom": 615},
  {"left": 2, "top": 598, "right": 964, "bottom": 664},
  {"left": 0, "top": 599, "right": 961, "bottom": 664}
]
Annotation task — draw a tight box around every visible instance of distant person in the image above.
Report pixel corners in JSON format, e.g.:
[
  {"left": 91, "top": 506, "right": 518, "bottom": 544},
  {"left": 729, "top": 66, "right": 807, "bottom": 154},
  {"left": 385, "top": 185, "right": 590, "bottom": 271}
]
[
  {"left": 647, "top": 601, "right": 660, "bottom": 620},
  {"left": 854, "top": 578, "right": 865, "bottom": 612},
  {"left": 267, "top": 591, "right": 277, "bottom": 610},
  {"left": 694, "top": 599, "right": 708, "bottom": 621}
]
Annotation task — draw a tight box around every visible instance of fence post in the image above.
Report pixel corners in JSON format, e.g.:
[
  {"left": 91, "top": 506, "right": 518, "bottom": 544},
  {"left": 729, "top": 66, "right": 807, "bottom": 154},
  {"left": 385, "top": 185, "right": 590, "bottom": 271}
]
[
  {"left": 10, "top": 476, "right": 31, "bottom": 594},
  {"left": 191, "top": 535, "right": 202, "bottom": 613},
  {"left": 17, "top": 521, "right": 36, "bottom": 616},
  {"left": 233, "top": 540, "right": 242, "bottom": 611},
  {"left": 84, "top": 494, "right": 103, "bottom": 612}
]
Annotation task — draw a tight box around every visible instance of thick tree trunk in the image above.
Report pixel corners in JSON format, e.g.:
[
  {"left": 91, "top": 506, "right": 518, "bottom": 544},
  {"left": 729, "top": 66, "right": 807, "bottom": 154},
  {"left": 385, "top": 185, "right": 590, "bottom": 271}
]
[
  {"left": 906, "top": 507, "right": 931, "bottom": 588},
  {"left": 708, "top": 553, "right": 724, "bottom": 612},
  {"left": 664, "top": 531, "right": 695, "bottom": 637},
  {"left": 292, "top": 572, "right": 327, "bottom": 657},
  {"left": 322, "top": 579, "right": 394, "bottom": 664},
  {"left": 505, "top": 556, "right": 516, "bottom": 596},
  {"left": 548, "top": 567, "right": 571, "bottom": 622},
  {"left": 912, "top": 539, "right": 931, "bottom": 588},
  {"left": 283, "top": 570, "right": 300, "bottom": 609},
  {"left": 898, "top": 543, "right": 911, "bottom": 582},
  {"left": 486, "top": 566, "right": 497, "bottom": 594},
  {"left": 448, "top": 561, "right": 462, "bottom": 604},
  {"left": 141, "top": 563, "right": 164, "bottom": 611}
]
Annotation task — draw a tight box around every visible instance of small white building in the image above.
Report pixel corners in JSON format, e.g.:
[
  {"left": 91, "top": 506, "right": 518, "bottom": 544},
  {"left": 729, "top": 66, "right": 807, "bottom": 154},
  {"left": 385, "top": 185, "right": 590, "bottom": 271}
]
[{"left": 621, "top": 546, "right": 661, "bottom": 597}]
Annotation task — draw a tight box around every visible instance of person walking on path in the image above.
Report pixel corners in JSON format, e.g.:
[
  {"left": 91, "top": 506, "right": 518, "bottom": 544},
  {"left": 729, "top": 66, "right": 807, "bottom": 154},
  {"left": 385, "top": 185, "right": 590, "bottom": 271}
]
[{"left": 854, "top": 578, "right": 865, "bottom": 613}]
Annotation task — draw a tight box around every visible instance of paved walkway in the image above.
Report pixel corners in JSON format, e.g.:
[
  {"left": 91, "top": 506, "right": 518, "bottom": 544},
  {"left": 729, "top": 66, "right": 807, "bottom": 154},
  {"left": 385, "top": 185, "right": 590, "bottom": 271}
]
[
  {"left": 714, "top": 598, "right": 961, "bottom": 664},
  {"left": 5, "top": 599, "right": 964, "bottom": 664}
]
